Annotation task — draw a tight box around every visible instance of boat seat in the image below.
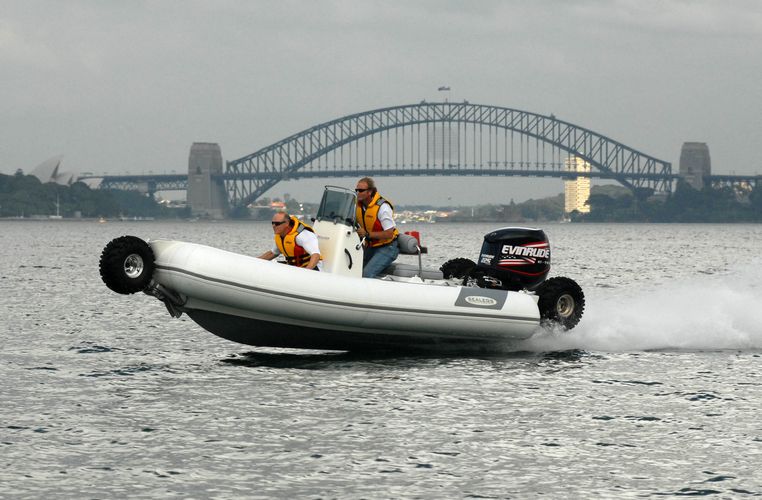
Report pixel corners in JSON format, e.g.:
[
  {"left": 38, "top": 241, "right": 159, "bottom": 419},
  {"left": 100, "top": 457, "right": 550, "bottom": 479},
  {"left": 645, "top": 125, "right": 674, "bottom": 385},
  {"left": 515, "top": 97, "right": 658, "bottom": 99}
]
[
  {"left": 397, "top": 233, "right": 427, "bottom": 255},
  {"left": 381, "top": 263, "right": 444, "bottom": 280}
]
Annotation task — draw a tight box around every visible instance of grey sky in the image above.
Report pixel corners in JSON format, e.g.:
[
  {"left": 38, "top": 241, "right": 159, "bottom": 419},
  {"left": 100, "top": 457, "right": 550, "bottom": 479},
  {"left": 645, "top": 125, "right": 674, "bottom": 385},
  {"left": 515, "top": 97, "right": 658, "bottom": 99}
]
[{"left": 2, "top": 0, "right": 761, "bottom": 205}]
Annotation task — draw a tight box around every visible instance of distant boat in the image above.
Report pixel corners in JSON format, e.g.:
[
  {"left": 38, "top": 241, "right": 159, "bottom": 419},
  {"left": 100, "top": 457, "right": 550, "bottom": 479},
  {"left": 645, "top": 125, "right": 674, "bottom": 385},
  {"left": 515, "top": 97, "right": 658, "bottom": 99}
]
[
  {"left": 119, "top": 216, "right": 156, "bottom": 221},
  {"left": 98, "top": 217, "right": 107, "bottom": 224}
]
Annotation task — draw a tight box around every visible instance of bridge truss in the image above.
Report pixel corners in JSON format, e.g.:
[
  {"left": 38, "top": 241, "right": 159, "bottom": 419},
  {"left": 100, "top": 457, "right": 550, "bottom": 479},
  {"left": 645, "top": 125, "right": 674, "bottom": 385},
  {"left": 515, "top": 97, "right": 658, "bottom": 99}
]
[
  {"left": 708, "top": 174, "right": 760, "bottom": 191},
  {"left": 78, "top": 174, "right": 188, "bottom": 193},
  {"left": 226, "top": 102, "right": 674, "bottom": 206}
]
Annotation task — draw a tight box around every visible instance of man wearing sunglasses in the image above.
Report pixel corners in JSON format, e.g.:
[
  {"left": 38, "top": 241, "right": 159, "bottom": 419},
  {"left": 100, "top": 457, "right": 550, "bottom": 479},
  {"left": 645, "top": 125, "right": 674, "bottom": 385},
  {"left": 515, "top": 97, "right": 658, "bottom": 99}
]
[
  {"left": 355, "top": 177, "right": 399, "bottom": 278},
  {"left": 258, "top": 211, "right": 322, "bottom": 271}
]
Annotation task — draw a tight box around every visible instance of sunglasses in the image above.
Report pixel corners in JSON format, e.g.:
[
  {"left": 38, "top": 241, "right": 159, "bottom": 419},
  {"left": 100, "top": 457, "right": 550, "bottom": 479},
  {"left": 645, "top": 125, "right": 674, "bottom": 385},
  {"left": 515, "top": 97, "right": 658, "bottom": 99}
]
[
  {"left": 355, "top": 188, "right": 369, "bottom": 193},
  {"left": 271, "top": 220, "right": 287, "bottom": 226}
]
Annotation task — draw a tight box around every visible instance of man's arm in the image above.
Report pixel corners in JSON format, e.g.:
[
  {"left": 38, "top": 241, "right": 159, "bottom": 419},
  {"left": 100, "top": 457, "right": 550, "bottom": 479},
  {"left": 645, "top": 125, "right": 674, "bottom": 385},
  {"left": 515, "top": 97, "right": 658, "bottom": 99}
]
[
  {"left": 366, "top": 227, "right": 396, "bottom": 242},
  {"left": 305, "top": 253, "right": 321, "bottom": 270},
  {"left": 258, "top": 250, "right": 276, "bottom": 260},
  {"left": 368, "top": 203, "right": 396, "bottom": 241}
]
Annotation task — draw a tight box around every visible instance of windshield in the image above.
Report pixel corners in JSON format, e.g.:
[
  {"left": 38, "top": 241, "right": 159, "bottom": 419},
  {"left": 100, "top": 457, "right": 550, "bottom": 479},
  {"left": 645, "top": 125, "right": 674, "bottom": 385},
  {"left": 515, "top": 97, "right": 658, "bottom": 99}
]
[{"left": 316, "top": 186, "right": 357, "bottom": 226}]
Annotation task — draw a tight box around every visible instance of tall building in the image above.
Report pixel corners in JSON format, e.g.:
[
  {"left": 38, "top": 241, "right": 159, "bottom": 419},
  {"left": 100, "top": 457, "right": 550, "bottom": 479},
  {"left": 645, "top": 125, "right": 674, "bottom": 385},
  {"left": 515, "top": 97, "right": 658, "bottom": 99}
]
[
  {"left": 564, "top": 156, "right": 591, "bottom": 214},
  {"left": 679, "top": 142, "right": 711, "bottom": 190},
  {"left": 426, "top": 124, "right": 459, "bottom": 166}
]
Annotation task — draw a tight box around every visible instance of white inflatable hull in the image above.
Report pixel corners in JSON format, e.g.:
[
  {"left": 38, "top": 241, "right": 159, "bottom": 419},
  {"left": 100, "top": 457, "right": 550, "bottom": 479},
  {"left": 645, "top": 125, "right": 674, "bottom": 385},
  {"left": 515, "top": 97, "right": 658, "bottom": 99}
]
[{"left": 148, "top": 240, "right": 541, "bottom": 351}]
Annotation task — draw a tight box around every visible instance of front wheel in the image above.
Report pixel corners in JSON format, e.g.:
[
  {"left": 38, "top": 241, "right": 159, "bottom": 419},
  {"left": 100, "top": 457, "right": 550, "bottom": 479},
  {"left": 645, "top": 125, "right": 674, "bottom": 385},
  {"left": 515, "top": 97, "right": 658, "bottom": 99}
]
[
  {"left": 536, "top": 276, "right": 585, "bottom": 330},
  {"left": 99, "top": 236, "right": 155, "bottom": 294}
]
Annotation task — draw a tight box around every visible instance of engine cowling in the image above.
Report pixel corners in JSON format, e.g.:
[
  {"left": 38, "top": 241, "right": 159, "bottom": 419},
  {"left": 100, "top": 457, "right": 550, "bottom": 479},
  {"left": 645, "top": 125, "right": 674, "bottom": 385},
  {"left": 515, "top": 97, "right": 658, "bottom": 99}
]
[{"left": 473, "top": 227, "right": 550, "bottom": 291}]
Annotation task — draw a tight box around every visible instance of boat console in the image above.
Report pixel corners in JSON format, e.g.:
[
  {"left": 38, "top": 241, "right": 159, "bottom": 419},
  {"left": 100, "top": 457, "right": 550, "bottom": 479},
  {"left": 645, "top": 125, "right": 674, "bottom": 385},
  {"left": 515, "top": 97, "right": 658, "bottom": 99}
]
[{"left": 312, "top": 186, "right": 364, "bottom": 278}]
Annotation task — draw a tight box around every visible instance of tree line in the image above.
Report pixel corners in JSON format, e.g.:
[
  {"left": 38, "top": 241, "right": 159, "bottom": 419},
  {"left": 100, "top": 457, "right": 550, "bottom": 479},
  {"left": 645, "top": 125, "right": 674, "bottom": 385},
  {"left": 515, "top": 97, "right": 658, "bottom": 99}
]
[
  {"left": 0, "top": 172, "right": 188, "bottom": 218},
  {"left": 4, "top": 170, "right": 760, "bottom": 223},
  {"left": 575, "top": 181, "right": 762, "bottom": 223}
]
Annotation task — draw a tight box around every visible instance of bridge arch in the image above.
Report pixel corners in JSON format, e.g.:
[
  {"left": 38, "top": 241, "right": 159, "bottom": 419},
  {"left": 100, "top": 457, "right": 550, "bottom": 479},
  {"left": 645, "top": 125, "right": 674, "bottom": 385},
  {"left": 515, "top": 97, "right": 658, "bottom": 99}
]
[{"left": 226, "top": 102, "right": 672, "bottom": 207}]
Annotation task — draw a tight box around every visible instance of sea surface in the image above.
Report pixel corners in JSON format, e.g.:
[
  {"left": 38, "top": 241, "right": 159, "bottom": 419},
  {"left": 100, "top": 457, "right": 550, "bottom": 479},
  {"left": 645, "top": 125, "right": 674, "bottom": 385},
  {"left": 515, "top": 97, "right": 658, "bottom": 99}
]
[{"left": 2, "top": 219, "right": 761, "bottom": 498}]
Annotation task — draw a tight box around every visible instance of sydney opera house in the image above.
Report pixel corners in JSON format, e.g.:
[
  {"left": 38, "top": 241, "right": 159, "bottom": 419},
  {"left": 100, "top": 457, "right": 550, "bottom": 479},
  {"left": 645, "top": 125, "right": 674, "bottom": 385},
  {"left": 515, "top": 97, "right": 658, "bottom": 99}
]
[{"left": 30, "top": 156, "right": 77, "bottom": 185}]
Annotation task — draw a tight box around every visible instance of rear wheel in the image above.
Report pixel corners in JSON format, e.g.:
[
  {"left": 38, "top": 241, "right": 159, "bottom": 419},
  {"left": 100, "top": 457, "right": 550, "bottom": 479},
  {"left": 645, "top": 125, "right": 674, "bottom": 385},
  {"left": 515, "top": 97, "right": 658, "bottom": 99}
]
[
  {"left": 440, "top": 257, "right": 476, "bottom": 280},
  {"left": 536, "top": 276, "right": 585, "bottom": 330},
  {"left": 99, "top": 236, "right": 155, "bottom": 294}
]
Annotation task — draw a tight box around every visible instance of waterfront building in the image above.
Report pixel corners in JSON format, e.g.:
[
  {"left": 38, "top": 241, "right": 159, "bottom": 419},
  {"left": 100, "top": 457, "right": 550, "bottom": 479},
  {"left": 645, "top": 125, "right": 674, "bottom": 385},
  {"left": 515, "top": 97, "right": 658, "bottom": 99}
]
[{"left": 564, "top": 156, "right": 591, "bottom": 214}]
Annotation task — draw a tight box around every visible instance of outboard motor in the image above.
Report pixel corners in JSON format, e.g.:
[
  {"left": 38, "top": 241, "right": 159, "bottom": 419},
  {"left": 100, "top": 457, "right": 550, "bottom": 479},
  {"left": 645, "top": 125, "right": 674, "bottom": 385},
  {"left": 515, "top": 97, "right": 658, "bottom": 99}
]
[
  {"left": 441, "top": 226, "right": 584, "bottom": 330},
  {"left": 471, "top": 227, "right": 550, "bottom": 291}
]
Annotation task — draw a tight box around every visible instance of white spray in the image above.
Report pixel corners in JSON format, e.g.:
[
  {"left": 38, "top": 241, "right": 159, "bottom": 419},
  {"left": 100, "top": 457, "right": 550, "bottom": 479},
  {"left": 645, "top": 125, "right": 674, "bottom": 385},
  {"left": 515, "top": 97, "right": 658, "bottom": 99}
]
[{"left": 521, "top": 265, "right": 762, "bottom": 352}]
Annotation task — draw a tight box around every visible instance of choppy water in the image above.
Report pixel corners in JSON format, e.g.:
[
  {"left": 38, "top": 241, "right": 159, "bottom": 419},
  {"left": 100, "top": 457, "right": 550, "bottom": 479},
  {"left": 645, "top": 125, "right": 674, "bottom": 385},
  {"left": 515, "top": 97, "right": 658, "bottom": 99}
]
[{"left": 2, "top": 220, "right": 761, "bottom": 498}]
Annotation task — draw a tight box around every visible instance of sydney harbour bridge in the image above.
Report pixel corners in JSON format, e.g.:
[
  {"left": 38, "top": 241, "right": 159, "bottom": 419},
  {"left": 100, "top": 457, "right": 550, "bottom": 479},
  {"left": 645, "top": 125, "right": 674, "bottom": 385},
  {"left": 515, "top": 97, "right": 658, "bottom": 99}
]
[{"left": 78, "top": 102, "right": 757, "bottom": 216}]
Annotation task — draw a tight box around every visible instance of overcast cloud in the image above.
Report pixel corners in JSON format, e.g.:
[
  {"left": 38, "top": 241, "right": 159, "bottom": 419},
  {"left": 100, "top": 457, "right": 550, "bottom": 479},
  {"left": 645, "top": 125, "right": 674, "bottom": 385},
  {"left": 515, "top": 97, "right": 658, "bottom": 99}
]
[{"left": 1, "top": 0, "right": 761, "bottom": 204}]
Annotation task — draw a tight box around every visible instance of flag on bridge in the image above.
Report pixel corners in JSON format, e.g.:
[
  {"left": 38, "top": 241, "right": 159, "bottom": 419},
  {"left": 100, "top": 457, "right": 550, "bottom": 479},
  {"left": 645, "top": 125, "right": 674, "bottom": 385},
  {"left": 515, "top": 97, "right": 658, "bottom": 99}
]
[{"left": 438, "top": 86, "right": 450, "bottom": 91}]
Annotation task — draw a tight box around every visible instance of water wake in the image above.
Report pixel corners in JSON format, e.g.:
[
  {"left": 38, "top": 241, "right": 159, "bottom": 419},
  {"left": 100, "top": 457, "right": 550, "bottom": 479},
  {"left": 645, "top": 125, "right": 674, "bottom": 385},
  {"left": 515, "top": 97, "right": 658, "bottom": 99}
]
[{"left": 523, "top": 266, "right": 762, "bottom": 352}]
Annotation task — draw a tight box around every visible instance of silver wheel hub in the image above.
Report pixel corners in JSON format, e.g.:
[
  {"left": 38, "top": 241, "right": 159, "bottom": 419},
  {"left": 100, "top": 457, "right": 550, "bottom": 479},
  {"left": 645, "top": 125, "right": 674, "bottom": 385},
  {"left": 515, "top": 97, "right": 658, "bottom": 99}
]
[
  {"left": 124, "top": 254, "right": 144, "bottom": 278},
  {"left": 556, "top": 294, "right": 575, "bottom": 318}
]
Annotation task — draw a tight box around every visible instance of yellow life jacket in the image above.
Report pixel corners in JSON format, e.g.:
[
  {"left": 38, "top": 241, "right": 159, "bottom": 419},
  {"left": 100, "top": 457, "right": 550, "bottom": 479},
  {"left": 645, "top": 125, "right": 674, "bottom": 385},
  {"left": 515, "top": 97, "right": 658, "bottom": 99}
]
[
  {"left": 274, "top": 216, "right": 321, "bottom": 267},
  {"left": 356, "top": 192, "right": 399, "bottom": 248}
]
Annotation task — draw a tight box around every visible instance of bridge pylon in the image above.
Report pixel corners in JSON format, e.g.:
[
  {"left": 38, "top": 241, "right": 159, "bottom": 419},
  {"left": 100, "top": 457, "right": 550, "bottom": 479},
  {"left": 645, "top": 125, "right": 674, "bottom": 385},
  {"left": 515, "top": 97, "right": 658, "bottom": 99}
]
[
  {"left": 187, "top": 142, "right": 228, "bottom": 219},
  {"left": 678, "top": 142, "right": 711, "bottom": 190}
]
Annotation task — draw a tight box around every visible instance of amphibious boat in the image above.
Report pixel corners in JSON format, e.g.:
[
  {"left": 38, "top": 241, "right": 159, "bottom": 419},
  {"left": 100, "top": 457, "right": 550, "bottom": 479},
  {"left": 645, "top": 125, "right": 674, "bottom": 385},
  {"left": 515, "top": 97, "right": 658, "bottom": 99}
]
[{"left": 99, "top": 187, "right": 584, "bottom": 351}]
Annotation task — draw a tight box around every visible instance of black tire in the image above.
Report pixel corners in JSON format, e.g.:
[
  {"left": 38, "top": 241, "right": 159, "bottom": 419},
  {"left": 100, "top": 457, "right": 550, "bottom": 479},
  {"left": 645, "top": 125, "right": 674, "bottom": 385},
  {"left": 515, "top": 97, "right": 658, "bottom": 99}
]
[
  {"left": 99, "top": 236, "right": 155, "bottom": 294},
  {"left": 440, "top": 257, "right": 476, "bottom": 279},
  {"left": 536, "top": 276, "right": 585, "bottom": 330}
]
